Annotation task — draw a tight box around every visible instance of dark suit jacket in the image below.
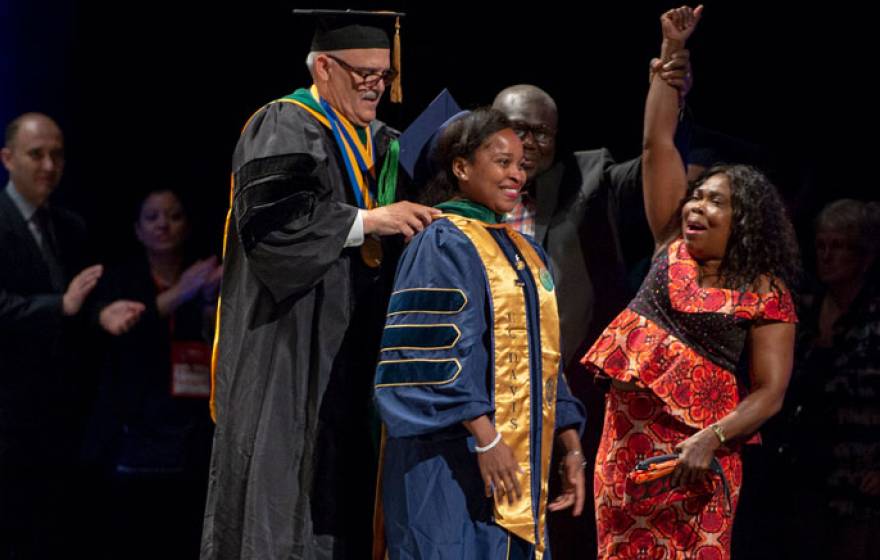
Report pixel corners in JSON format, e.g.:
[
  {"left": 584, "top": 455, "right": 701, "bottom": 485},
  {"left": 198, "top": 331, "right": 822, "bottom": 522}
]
[
  {"left": 532, "top": 149, "right": 646, "bottom": 368},
  {"left": 0, "top": 189, "right": 91, "bottom": 435}
]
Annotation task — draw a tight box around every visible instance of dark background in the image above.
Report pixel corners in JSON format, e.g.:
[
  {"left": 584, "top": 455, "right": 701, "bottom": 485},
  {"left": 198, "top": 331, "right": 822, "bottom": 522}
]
[
  {"left": 2, "top": 0, "right": 873, "bottom": 263},
  {"left": 2, "top": 1, "right": 874, "bottom": 557}
]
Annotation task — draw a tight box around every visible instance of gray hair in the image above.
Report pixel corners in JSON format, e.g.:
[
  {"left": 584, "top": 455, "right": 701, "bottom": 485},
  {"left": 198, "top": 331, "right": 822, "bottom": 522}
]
[
  {"left": 306, "top": 50, "right": 342, "bottom": 77},
  {"left": 305, "top": 51, "right": 319, "bottom": 74},
  {"left": 816, "top": 198, "right": 880, "bottom": 254}
]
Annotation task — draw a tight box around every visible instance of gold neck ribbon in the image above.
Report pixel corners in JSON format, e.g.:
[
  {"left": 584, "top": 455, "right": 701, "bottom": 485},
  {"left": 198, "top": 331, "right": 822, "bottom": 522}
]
[
  {"left": 279, "top": 85, "right": 377, "bottom": 209},
  {"left": 445, "top": 215, "right": 560, "bottom": 558}
]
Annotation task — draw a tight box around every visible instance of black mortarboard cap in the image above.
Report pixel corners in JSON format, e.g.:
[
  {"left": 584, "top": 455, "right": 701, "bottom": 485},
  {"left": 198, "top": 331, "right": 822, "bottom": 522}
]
[
  {"left": 399, "top": 89, "right": 467, "bottom": 182},
  {"left": 294, "top": 9, "right": 404, "bottom": 51}
]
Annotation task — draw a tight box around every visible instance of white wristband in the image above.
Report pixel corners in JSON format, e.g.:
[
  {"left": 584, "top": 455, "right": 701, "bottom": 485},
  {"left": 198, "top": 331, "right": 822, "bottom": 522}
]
[{"left": 475, "top": 432, "right": 502, "bottom": 454}]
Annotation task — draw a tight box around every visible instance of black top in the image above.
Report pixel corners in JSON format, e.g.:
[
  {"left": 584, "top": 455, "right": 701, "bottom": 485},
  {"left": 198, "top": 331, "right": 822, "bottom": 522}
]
[
  {"left": 83, "top": 254, "right": 213, "bottom": 475},
  {"left": 629, "top": 243, "right": 751, "bottom": 374}
]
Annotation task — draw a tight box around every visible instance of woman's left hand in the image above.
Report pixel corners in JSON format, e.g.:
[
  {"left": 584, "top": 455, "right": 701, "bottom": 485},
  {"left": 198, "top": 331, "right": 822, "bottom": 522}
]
[
  {"left": 671, "top": 428, "right": 720, "bottom": 487},
  {"left": 661, "top": 5, "right": 703, "bottom": 45},
  {"left": 548, "top": 450, "right": 586, "bottom": 516}
]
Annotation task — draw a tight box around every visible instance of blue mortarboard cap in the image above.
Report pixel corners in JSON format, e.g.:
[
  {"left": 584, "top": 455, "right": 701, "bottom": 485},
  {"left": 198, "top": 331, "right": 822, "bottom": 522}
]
[{"left": 399, "top": 89, "right": 467, "bottom": 183}]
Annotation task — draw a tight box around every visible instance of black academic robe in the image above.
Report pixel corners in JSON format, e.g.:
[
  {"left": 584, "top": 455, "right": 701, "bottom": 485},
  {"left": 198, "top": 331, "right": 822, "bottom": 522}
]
[{"left": 201, "top": 101, "right": 400, "bottom": 560}]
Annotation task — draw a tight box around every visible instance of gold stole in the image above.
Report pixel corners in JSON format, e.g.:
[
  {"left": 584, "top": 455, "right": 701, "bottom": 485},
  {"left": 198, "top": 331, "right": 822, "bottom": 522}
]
[{"left": 445, "top": 215, "right": 561, "bottom": 558}]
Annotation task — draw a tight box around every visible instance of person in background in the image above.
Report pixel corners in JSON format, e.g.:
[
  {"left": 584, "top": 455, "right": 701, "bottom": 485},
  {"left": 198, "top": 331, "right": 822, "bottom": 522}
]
[
  {"left": 85, "top": 188, "right": 220, "bottom": 560},
  {"left": 774, "top": 199, "right": 880, "bottom": 560},
  {"left": 0, "top": 111, "right": 143, "bottom": 559}
]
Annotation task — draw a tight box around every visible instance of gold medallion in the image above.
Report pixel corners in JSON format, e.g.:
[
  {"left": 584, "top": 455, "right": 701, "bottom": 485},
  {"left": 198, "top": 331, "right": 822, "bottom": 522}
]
[{"left": 360, "top": 236, "right": 383, "bottom": 268}]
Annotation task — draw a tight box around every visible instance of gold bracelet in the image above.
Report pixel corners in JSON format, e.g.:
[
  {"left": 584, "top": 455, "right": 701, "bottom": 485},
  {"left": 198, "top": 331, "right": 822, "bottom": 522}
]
[{"left": 710, "top": 423, "right": 727, "bottom": 444}]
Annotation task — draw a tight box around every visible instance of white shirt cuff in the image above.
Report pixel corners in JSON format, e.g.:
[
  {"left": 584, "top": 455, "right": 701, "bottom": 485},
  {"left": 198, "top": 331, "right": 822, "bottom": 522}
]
[{"left": 344, "top": 209, "right": 366, "bottom": 248}]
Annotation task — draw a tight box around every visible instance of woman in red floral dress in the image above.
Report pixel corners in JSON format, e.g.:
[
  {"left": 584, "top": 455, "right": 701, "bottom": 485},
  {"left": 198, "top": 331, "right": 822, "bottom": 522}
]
[{"left": 581, "top": 6, "right": 801, "bottom": 559}]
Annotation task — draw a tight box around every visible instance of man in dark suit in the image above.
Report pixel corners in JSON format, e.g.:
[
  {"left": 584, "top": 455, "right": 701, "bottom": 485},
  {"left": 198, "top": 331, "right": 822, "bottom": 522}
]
[{"left": 0, "top": 112, "right": 142, "bottom": 558}]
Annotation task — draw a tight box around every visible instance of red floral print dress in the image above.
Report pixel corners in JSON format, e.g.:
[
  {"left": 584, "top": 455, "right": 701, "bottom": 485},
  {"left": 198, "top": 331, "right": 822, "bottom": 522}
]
[{"left": 582, "top": 239, "right": 796, "bottom": 559}]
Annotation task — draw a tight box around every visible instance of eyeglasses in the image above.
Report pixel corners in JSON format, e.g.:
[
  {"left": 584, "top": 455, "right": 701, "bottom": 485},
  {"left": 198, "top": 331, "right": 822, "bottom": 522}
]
[
  {"left": 510, "top": 122, "right": 556, "bottom": 145},
  {"left": 326, "top": 54, "right": 398, "bottom": 87}
]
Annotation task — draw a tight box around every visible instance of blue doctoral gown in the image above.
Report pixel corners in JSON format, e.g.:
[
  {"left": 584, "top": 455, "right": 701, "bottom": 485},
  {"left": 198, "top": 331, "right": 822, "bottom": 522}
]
[{"left": 375, "top": 203, "right": 585, "bottom": 560}]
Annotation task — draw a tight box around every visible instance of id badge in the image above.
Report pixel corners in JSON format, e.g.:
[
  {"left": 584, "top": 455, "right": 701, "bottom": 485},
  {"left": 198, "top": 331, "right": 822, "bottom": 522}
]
[{"left": 170, "top": 340, "right": 211, "bottom": 398}]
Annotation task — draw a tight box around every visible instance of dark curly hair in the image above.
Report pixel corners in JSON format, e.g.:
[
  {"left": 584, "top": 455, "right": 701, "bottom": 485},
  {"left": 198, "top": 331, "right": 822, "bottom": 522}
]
[
  {"left": 680, "top": 164, "right": 801, "bottom": 293},
  {"left": 417, "top": 107, "right": 512, "bottom": 207}
]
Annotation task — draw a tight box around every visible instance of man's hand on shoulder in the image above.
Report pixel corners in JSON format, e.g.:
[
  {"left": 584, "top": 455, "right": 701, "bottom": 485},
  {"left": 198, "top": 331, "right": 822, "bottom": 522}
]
[{"left": 363, "top": 202, "right": 442, "bottom": 242}]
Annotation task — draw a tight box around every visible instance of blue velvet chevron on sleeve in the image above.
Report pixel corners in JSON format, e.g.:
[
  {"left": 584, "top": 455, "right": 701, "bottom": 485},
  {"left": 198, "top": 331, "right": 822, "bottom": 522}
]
[{"left": 374, "top": 219, "right": 494, "bottom": 438}]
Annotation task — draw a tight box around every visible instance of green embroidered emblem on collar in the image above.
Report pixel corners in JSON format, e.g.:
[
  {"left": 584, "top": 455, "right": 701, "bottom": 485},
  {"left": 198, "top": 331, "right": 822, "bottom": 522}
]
[{"left": 539, "top": 268, "right": 554, "bottom": 292}]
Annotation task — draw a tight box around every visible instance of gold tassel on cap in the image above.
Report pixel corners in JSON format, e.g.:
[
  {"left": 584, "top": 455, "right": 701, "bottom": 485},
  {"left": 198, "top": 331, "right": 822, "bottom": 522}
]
[{"left": 391, "top": 15, "right": 402, "bottom": 103}]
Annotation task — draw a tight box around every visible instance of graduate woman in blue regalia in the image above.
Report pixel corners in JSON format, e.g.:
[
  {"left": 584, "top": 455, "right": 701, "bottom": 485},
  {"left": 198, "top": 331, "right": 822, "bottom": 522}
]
[{"left": 375, "top": 108, "right": 587, "bottom": 560}]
